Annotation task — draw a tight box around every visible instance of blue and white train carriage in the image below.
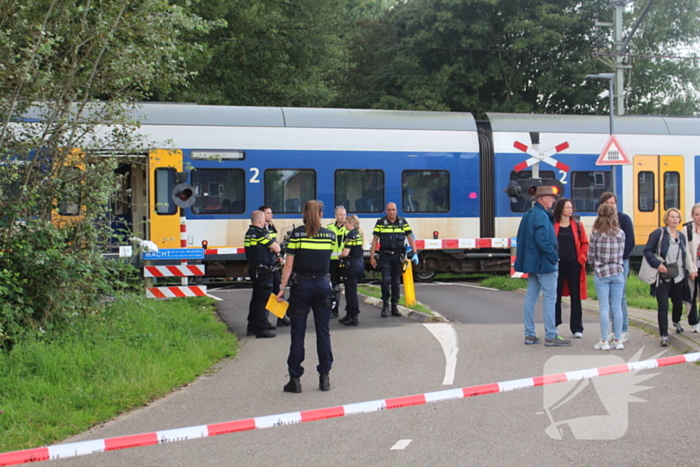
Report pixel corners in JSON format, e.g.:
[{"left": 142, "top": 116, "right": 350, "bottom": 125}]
[{"left": 106, "top": 103, "right": 700, "bottom": 280}]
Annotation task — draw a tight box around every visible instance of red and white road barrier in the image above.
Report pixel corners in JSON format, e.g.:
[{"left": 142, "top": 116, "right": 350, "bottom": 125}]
[
  {"left": 510, "top": 255, "right": 528, "bottom": 279},
  {"left": 415, "top": 238, "right": 512, "bottom": 250},
  {"left": 144, "top": 265, "right": 205, "bottom": 278},
  {"left": 145, "top": 286, "right": 207, "bottom": 299},
  {"left": 1, "top": 352, "right": 698, "bottom": 466}
]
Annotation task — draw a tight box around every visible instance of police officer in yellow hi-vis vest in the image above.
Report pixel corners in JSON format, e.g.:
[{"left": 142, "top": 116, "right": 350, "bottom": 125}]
[
  {"left": 245, "top": 210, "right": 281, "bottom": 338},
  {"left": 369, "top": 202, "right": 419, "bottom": 317},
  {"left": 327, "top": 206, "right": 348, "bottom": 318}
]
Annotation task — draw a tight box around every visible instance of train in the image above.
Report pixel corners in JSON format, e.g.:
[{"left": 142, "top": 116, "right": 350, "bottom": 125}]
[{"left": 82, "top": 103, "right": 700, "bottom": 280}]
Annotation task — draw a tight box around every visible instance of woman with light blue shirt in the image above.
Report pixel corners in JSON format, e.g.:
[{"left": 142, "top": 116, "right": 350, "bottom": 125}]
[{"left": 588, "top": 204, "right": 626, "bottom": 351}]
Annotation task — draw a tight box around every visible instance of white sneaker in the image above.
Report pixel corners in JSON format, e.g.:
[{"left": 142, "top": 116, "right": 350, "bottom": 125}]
[
  {"left": 574, "top": 332, "right": 583, "bottom": 338},
  {"left": 594, "top": 340, "right": 611, "bottom": 351},
  {"left": 693, "top": 324, "right": 700, "bottom": 333},
  {"left": 612, "top": 339, "right": 624, "bottom": 350},
  {"left": 610, "top": 332, "right": 628, "bottom": 343}
]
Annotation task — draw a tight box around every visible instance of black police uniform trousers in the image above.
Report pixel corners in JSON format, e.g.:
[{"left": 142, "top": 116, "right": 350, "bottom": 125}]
[
  {"left": 344, "top": 259, "right": 364, "bottom": 316},
  {"left": 380, "top": 250, "right": 403, "bottom": 304},
  {"left": 287, "top": 276, "right": 333, "bottom": 378},
  {"left": 329, "top": 260, "right": 341, "bottom": 313},
  {"left": 247, "top": 266, "right": 273, "bottom": 335}
]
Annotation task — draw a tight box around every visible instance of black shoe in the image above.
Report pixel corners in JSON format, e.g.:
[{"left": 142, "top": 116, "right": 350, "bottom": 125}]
[
  {"left": 339, "top": 314, "right": 350, "bottom": 324},
  {"left": 391, "top": 303, "right": 401, "bottom": 316},
  {"left": 256, "top": 330, "right": 276, "bottom": 338},
  {"left": 266, "top": 320, "right": 276, "bottom": 330},
  {"left": 381, "top": 302, "right": 389, "bottom": 318},
  {"left": 319, "top": 372, "right": 330, "bottom": 391},
  {"left": 344, "top": 315, "right": 359, "bottom": 326},
  {"left": 284, "top": 377, "right": 302, "bottom": 393},
  {"left": 277, "top": 316, "right": 291, "bottom": 327}
]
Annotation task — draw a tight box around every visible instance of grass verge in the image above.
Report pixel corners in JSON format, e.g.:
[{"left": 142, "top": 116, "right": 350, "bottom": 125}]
[
  {"left": 358, "top": 284, "right": 434, "bottom": 315},
  {"left": 480, "top": 272, "right": 658, "bottom": 310},
  {"left": 0, "top": 295, "right": 237, "bottom": 453}
]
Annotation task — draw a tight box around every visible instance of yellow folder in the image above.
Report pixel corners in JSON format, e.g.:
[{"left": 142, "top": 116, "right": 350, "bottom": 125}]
[{"left": 266, "top": 293, "right": 289, "bottom": 319}]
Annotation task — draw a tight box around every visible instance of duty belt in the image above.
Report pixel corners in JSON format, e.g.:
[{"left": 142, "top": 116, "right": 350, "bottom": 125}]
[
  {"left": 380, "top": 249, "right": 400, "bottom": 255},
  {"left": 295, "top": 273, "right": 330, "bottom": 281}
]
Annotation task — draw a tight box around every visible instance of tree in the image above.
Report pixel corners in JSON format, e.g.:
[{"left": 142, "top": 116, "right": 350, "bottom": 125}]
[
  {"left": 151, "top": 0, "right": 358, "bottom": 107},
  {"left": 0, "top": 0, "right": 214, "bottom": 347},
  {"left": 336, "top": 0, "right": 700, "bottom": 117}
]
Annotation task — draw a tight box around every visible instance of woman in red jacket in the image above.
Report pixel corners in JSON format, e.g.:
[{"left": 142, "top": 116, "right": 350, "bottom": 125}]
[{"left": 553, "top": 198, "right": 589, "bottom": 338}]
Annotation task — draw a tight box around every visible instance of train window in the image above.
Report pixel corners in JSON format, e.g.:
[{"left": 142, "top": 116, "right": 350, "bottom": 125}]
[
  {"left": 57, "top": 166, "right": 83, "bottom": 216},
  {"left": 508, "top": 171, "right": 554, "bottom": 213},
  {"left": 335, "top": 170, "right": 384, "bottom": 213},
  {"left": 570, "top": 171, "right": 612, "bottom": 213},
  {"left": 154, "top": 167, "right": 177, "bottom": 215},
  {"left": 402, "top": 170, "right": 450, "bottom": 213},
  {"left": 663, "top": 172, "right": 680, "bottom": 211},
  {"left": 638, "top": 171, "right": 655, "bottom": 213},
  {"left": 190, "top": 169, "right": 245, "bottom": 214},
  {"left": 265, "top": 169, "right": 316, "bottom": 214}
]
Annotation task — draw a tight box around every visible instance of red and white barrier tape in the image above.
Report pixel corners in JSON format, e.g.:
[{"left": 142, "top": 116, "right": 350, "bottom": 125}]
[{"left": 2, "top": 352, "right": 697, "bottom": 466}]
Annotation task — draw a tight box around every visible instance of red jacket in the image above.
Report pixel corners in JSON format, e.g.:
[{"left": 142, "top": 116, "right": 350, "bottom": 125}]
[{"left": 554, "top": 220, "right": 589, "bottom": 300}]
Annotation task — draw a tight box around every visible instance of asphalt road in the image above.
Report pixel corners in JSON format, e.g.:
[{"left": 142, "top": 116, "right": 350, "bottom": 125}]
[{"left": 46, "top": 283, "right": 700, "bottom": 467}]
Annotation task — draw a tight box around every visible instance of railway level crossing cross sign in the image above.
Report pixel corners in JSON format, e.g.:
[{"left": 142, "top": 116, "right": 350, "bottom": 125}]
[
  {"left": 596, "top": 134, "right": 631, "bottom": 166},
  {"left": 513, "top": 140, "right": 571, "bottom": 172}
]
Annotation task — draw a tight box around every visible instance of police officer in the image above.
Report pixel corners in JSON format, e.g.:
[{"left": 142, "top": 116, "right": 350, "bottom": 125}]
[
  {"left": 338, "top": 215, "right": 365, "bottom": 326},
  {"left": 327, "top": 206, "right": 348, "bottom": 318},
  {"left": 259, "top": 204, "right": 290, "bottom": 328},
  {"left": 277, "top": 200, "right": 335, "bottom": 393},
  {"left": 245, "top": 210, "right": 281, "bottom": 338},
  {"left": 369, "top": 202, "right": 419, "bottom": 317}
]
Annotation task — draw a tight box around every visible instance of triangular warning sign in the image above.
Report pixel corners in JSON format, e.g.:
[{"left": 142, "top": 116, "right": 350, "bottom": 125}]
[{"left": 596, "top": 134, "right": 631, "bottom": 165}]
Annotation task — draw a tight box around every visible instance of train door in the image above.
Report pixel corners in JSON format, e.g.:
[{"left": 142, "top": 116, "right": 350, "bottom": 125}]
[
  {"left": 148, "top": 149, "right": 183, "bottom": 248},
  {"left": 633, "top": 155, "right": 684, "bottom": 244}
]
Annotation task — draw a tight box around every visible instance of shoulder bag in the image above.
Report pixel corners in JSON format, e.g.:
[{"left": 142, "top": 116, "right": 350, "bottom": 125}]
[
  {"left": 659, "top": 235, "right": 681, "bottom": 280},
  {"left": 638, "top": 229, "right": 663, "bottom": 285}
]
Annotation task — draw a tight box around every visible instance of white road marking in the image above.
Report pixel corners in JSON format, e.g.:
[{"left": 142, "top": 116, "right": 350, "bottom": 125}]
[
  {"left": 206, "top": 293, "right": 224, "bottom": 301},
  {"left": 390, "top": 439, "right": 412, "bottom": 450},
  {"left": 422, "top": 323, "right": 459, "bottom": 385}
]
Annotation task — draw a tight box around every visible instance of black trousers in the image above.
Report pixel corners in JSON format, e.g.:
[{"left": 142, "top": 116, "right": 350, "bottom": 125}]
[
  {"left": 247, "top": 266, "right": 273, "bottom": 335},
  {"left": 656, "top": 278, "right": 684, "bottom": 337},
  {"left": 380, "top": 252, "right": 402, "bottom": 304},
  {"left": 555, "top": 258, "right": 583, "bottom": 334},
  {"left": 287, "top": 277, "right": 333, "bottom": 378},
  {"left": 344, "top": 259, "right": 364, "bottom": 315}
]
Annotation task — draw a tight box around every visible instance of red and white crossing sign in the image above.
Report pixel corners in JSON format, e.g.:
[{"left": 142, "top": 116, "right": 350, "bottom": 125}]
[
  {"left": 596, "top": 134, "right": 631, "bottom": 165},
  {"left": 513, "top": 141, "right": 570, "bottom": 172}
]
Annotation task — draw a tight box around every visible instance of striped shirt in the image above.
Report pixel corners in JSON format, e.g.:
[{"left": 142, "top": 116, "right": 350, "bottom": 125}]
[{"left": 588, "top": 229, "right": 625, "bottom": 278}]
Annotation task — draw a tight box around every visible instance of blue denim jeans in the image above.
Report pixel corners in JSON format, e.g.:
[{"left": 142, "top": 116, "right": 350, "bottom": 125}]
[
  {"left": 609, "top": 259, "right": 629, "bottom": 333},
  {"left": 524, "top": 270, "right": 559, "bottom": 339},
  {"left": 595, "top": 272, "right": 625, "bottom": 341}
]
